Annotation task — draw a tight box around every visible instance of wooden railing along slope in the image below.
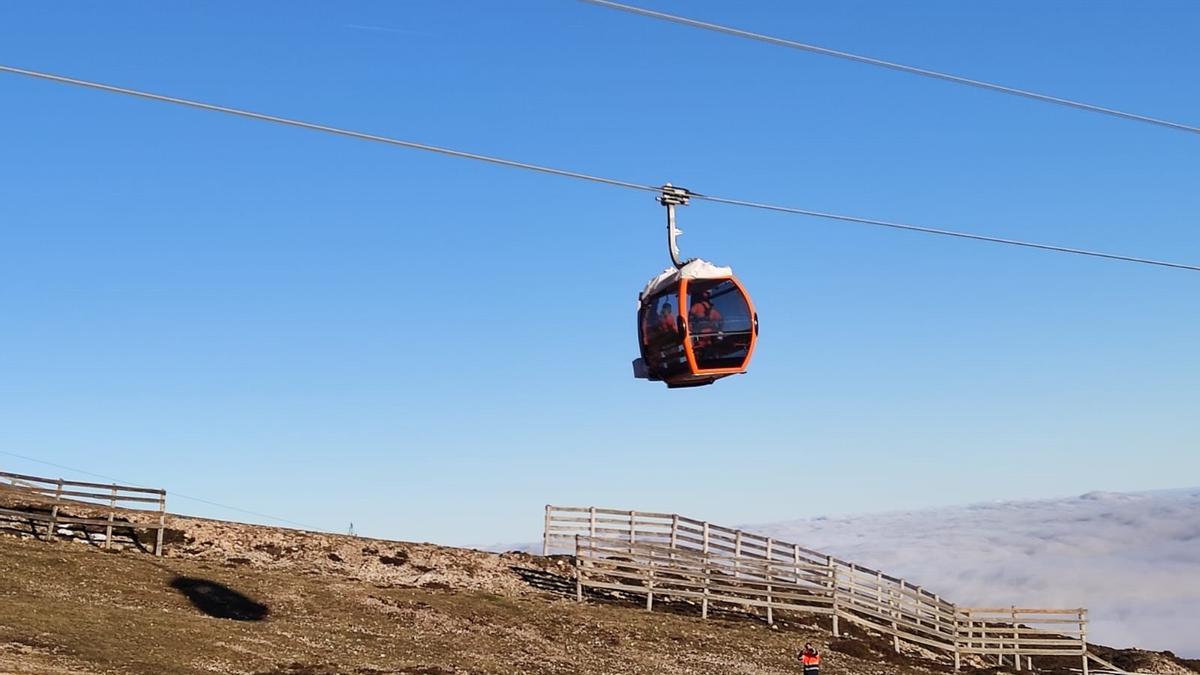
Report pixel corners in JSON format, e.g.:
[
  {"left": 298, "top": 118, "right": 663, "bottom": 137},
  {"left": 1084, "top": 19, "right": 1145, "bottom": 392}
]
[
  {"left": 546, "top": 505, "right": 1118, "bottom": 674},
  {"left": 0, "top": 470, "right": 167, "bottom": 555}
]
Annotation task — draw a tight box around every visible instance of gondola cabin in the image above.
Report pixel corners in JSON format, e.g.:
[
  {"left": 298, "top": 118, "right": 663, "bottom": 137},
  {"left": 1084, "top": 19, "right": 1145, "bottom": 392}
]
[{"left": 634, "top": 260, "right": 758, "bottom": 388}]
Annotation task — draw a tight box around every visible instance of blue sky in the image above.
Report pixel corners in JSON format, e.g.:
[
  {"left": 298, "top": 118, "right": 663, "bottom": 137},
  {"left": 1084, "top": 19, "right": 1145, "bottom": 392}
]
[{"left": 1, "top": 1, "right": 1197, "bottom": 546}]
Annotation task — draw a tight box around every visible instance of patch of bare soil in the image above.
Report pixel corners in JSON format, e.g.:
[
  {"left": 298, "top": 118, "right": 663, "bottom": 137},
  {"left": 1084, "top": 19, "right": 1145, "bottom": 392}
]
[{"left": 158, "top": 513, "right": 541, "bottom": 597}]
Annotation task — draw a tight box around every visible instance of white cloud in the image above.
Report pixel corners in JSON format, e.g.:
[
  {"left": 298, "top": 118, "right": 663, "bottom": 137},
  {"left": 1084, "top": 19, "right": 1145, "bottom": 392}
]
[{"left": 745, "top": 488, "right": 1200, "bottom": 658}]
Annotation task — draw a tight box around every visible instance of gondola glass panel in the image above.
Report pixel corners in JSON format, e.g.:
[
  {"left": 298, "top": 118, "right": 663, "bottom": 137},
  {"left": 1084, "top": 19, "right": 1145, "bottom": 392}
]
[
  {"left": 639, "top": 290, "right": 689, "bottom": 380},
  {"left": 684, "top": 278, "right": 754, "bottom": 372}
]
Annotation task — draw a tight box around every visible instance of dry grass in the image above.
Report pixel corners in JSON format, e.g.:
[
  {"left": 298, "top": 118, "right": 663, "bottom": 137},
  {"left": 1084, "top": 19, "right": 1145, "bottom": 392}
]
[{"left": 0, "top": 535, "right": 940, "bottom": 675}]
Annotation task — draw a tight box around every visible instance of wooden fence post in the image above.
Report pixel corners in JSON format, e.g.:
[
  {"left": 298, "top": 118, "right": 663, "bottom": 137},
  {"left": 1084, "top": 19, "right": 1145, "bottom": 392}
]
[
  {"left": 893, "top": 579, "right": 903, "bottom": 653},
  {"left": 1012, "top": 606, "right": 1021, "bottom": 671},
  {"left": 766, "top": 538, "right": 774, "bottom": 625},
  {"left": 933, "top": 593, "right": 943, "bottom": 637},
  {"left": 970, "top": 613, "right": 977, "bottom": 662},
  {"left": 543, "top": 505, "right": 551, "bottom": 556},
  {"left": 701, "top": 555, "right": 710, "bottom": 619},
  {"left": 914, "top": 584, "right": 923, "bottom": 631},
  {"left": 732, "top": 530, "right": 742, "bottom": 584},
  {"left": 828, "top": 556, "right": 840, "bottom": 637},
  {"left": 589, "top": 506, "right": 596, "bottom": 538},
  {"left": 766, "top": 580, "right": 774, "bottom": 625},
  {"left": 1080, "top": 609, "right": 1089, "bottom": 675},
  {"left": 793, "top": 544, "right": 801, "bottom": 585},
  {"left": 916, "top": 583, "right": 926, "bottom": 629},
  {"left": 104, "top": 484, "right": 117, "bottom": 549},
  {"left": 702, "top": 522, "right": 710, "bottom": 555},
  {"left": 629, "top": 510, "right": 636, "bottom": 548},
  {"left": 876, "top": 571, "right": 884, "bottom": 611},
  {"left": 670, "top": 514, "right": 678, "bottom": 550},
  {"left": 645, "top": 547, "right": 654, "bottom": 611},
  {"left": 948, "top": 601, "right": 958, "bottom": 671},
  {"left": 46, "top": 478, "right": 64, "bottom": 542},
  {"left": 574, "top": 535, "right": 583, "bottom": 602},
  {"left": 962, "top": 611, "right": 971, "bottom": 665},
  {"left": 953, "top": 609, "right": 962, "bottom": 672},
  {"left": 155, "top": 491, "right": 166, "bottom": 556}
]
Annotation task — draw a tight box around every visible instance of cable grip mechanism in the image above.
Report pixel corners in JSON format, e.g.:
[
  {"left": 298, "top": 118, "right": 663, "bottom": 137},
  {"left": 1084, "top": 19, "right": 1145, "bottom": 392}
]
[{"left": 658, "top": 183, "right": 691, "bottom": 269}]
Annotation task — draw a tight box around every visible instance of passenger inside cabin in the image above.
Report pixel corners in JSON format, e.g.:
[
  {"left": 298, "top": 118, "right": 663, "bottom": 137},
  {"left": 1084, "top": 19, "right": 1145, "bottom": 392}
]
[
  {"left": 690, "top": 288, "right": 723, "bottom": 334},
  {"left": 658, "top": 303, "right": 676, "bottom": 335}
]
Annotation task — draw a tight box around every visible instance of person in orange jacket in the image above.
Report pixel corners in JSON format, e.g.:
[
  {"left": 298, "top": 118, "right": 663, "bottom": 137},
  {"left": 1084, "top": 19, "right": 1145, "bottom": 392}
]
[
  {"left": 689, "top": 289, "right": 723, "bottom": 333},
  {"left": 658, "top": 303, "right": 678, "bottom": 335},
  {"left": 797, "top": 643, "right": 821, "bottom": 675},
  {"left": 689, "top": 289, "right": 723, "bottom": 357}
]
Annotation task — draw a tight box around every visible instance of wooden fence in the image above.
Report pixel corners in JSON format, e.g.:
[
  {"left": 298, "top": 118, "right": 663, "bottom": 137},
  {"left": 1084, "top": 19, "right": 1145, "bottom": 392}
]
[
  {"left": 548, "top": 505, "right": 1109, "bottom": 674},
  {"left": 956, "top": 607, "right": 1088, "bottom": 664},
  {"left": 0, "top": 470, "right": 167, "bottom": 555},
  {"left": 576, "top": 535, "right": 836, "bottom": 624}
]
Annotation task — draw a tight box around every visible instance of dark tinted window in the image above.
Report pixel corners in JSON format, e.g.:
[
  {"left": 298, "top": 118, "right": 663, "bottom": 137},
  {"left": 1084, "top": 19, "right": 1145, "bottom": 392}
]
[
  {"left": 647, "top": 293, "right": 679, "bottom": 341},
  {"left": 686, "top": 279, "right": 753, "bottom": 371},
  {"left": 640, "top": 289, "right": 689, "bottom": 378}
]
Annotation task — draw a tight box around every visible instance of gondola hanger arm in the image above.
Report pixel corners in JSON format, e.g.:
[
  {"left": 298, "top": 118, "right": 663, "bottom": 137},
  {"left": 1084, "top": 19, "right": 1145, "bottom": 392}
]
[{"left": 658, "top": 183, "right": 691, "bottom": 269}]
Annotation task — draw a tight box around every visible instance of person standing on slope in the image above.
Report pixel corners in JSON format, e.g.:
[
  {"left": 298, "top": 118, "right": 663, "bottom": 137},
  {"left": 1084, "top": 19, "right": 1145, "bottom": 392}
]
[{"left": 797, "top": 643, "right": 821, "bottom": 675}]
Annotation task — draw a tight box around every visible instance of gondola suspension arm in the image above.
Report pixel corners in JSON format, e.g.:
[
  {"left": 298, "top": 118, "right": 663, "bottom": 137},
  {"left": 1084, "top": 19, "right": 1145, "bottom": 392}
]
[{"left": 659, "top": 183, "right": 691, "bottom": 269}]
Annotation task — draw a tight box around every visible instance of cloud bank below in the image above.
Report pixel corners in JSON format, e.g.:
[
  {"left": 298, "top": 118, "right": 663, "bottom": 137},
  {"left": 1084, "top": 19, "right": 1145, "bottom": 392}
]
[{"left": 746, "top": 488, "right": 1200, "bottom": 657}]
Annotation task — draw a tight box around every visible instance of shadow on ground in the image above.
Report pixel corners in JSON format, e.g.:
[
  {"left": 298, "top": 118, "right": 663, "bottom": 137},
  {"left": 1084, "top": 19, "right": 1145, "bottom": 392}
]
[
  {"left": 511, "top": 566, "right": 578, "bottom": 595},
  {"left": 170, "top": 576, "right": 269, "bottom": 621}
]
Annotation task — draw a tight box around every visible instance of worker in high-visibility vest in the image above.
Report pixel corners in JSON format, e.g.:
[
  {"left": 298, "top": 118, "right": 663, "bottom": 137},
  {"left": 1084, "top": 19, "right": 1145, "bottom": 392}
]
[{"left": 797, "top": 643, "right": 821, "bottom": 675}]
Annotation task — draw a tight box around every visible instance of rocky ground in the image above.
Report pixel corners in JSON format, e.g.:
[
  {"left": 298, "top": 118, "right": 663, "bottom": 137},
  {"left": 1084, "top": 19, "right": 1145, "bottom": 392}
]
[{"left": 0, "top": 495, "right": 1195, "bottom": 675}]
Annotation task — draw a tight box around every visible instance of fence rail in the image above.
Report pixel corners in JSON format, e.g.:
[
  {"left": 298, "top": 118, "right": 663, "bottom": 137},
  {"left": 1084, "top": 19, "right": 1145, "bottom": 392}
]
[
  {"left": 576, "top": 535, "right": 836, "bottom": 625},
  {"left": 0, "top": 470, "right": 167, "bottom": 555},
  {"left": 549, "top": 505, "right": 1109, "bottom": 674}
]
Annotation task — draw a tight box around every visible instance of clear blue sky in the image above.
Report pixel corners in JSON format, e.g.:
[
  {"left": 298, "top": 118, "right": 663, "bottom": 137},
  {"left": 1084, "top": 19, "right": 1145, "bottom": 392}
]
[{"left": 1, "top": 1, "right": 1197, "bottom": 546}]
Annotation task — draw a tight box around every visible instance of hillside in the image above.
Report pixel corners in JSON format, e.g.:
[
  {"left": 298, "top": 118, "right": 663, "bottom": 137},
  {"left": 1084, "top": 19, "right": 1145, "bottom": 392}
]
[
  {"left": 0, "top": 513, "right": 938, "bottom": 675},
  {"left": 2, "top": 497, "right": 1197, "bottom": 675}
]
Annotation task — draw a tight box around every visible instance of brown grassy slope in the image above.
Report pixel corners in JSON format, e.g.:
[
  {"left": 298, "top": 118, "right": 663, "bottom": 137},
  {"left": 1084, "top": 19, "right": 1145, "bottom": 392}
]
[
  {"left": 1, "top": 501, "right": 1194, "bottom": 675},
  {"left": 0, "top": 534, "right": 940, "bottom": 675}
]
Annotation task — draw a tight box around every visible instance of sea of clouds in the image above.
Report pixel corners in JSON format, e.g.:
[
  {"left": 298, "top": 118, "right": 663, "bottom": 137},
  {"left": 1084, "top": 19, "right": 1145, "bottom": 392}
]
[{"left": 745, "top": 488, "right": 1200, "bottom": 657}]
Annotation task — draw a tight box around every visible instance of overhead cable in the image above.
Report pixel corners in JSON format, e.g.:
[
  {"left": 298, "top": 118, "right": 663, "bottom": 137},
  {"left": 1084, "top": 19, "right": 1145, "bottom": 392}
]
[
  {"left": 689, "top": 194, "right": 1200, "bottom": 270},
  {"left": 0, "top": 449, "right": 326, "bottom": 532},
  {"left": 2, "top": 64, "right": 1197, "bottom": 272},
  {"left": 579, "top": 0, "right": 1200, "bottom": 136},
  {"left": 0, "top": 65, "right": 657, "bottom": 195}
]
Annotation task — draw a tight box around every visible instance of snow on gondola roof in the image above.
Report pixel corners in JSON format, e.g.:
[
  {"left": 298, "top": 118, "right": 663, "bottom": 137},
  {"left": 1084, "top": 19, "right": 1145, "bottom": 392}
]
[{"left": 640, "top": 259, "right": 734, "bottom": 300}]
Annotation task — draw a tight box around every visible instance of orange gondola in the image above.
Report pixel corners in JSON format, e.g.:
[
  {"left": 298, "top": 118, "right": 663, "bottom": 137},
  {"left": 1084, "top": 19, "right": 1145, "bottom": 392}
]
[{"left": 632, "top": 186, "right": 758, "bottom": 388}]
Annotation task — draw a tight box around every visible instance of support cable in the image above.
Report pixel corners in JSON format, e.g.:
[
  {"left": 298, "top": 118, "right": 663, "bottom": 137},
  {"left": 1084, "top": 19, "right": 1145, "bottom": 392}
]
[
  {"left": 0, "top": 449, "right": 325, "bottom": 532},
  {"left": 2, "top": 64, "right": 1197, "bottom": 272},
  {"left": 580, "top": 0, "right": 1200, "bottom": 136}
]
